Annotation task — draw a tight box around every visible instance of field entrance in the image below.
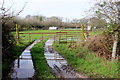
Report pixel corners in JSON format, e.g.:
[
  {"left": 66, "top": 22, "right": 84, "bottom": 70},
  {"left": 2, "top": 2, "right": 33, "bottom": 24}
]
[{"left": 19, "top": 30, "right": 88, "bottom": 44}]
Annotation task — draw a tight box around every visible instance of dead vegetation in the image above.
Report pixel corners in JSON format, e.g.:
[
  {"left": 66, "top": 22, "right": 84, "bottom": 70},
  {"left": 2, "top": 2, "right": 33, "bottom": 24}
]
[
  {"left": 87, "top": 35, "right": 112, "bottom": 60},
  {"left": 75, "top": 33, "right": 119, "bottom": 60}
]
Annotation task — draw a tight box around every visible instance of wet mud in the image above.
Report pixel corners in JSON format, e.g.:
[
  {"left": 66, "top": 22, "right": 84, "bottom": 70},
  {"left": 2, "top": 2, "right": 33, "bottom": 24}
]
[{"left": 44, "top": 39, "right": 84, "bottom": 78}]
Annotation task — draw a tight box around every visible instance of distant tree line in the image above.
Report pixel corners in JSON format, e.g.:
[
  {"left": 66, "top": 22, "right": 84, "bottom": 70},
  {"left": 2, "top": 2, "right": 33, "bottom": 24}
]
[{"left": 10, "top": 15, "right": 107, "bottom": 31}]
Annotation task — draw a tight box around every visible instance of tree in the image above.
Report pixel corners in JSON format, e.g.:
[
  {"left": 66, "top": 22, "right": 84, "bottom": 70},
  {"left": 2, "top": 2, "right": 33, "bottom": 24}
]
[
  {"left": 88, "top": 17, "right": 106, "bottom": 29},
  {"left": 1, "top": 0, "right": 26, "bottom": 56},
  {"left": 79, "top": 18, "right": 88, "bottom": 28},
  {"left": 94, "top": 0, "right": 120, "bottom": 60},
  {"left": 46, "top": 16, "right": 63, "bottom": 28},
  {"left": 71, "top": 18, "right": 80, "bottom": 28}
]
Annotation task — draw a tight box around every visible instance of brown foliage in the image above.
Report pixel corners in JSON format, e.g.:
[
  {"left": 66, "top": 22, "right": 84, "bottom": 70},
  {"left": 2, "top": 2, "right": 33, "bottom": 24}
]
[
  {"left": 87, "top": 34, "right": 114, "bottom": 60},
  {"left": 76, "top": 33, "right": 115, "bottom": 60}
]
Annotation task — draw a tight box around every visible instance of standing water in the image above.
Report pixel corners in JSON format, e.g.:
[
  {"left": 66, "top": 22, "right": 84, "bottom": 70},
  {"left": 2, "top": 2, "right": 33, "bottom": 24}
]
[
  {"left": 8, "top": 39, "right": 40, "bottom": 79},
  {"left": 44, "top": 39, "right": 84, "bottom": 78}
]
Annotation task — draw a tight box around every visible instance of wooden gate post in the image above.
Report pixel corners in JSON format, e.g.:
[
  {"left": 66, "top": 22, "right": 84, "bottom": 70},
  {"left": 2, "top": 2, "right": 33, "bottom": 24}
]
[
  {"left": 42, "top": 33, "right": 43, "bottom": 40},
  {"left": 29, "top": 34, "right": 31, "bottom": 42},
  {"left": 66, "top": 32, "right": 67, "bottom": 44},
  {"left": 16, "top": 24, "right": 20, "bottom": 44},
  {"left": 81, "top": 25, "right": 86, "bottom": 41},
  {"left": 54, "top": 34, "right": 55, "bottom": 43},
  {"left": 59, "top": 32, "right": 61, "bottom": 44}
]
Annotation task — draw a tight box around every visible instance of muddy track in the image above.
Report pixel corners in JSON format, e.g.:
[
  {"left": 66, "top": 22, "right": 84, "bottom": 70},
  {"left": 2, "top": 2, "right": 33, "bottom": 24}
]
[
  {"left": 5, "top": 36, "right": 86, "bottom": 79},
  {"left": 44, "top": 38, "right": 86, "bottom": 78},
  {"left": 6, "top": 39, "right": 41, "bottom": 79},
  {"left": 5, "top": 36, "right": 51, "bottom": 79}
]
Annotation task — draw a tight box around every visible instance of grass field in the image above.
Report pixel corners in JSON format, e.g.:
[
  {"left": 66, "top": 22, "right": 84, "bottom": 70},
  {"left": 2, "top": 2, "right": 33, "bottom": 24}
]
[
  {"left": 12, "top": 29, "right": 104, "bottom": 43},
  {"left": 18, "top": 30, "right": 83, "bottom": 43},
  {"left": 18, "top": 29, "right": 103, "bottom": 41},
  {"left": 53, "top": 43, "right": 119, "bottom": 78}
]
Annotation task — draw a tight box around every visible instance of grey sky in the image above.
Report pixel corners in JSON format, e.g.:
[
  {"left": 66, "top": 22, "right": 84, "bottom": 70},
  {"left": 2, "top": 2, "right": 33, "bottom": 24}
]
[{"left": 1, "top": 0, "right": 96, "bottom": 20}]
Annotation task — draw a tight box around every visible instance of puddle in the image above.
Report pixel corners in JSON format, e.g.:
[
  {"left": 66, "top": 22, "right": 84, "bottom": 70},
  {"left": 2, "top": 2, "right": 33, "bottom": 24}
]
[
  {"left": 8, "top": 39, "right": 40, "bottom": 79},
  {"left": 44, "top": 39, "right": 80, "bottom": 78}
]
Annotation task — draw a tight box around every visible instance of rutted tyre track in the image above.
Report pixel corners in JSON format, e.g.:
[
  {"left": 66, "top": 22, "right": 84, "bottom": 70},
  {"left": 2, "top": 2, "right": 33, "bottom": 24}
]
[{"left": 44, "top": 38, "right": 85, "bottom": 78}]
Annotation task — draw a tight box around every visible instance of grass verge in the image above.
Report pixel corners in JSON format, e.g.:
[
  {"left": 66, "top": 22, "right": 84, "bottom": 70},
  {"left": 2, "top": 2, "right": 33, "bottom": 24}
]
[
  {"left": 53, "top": 43, "right": 119, "bottom": 78},
  {"left": 31, "top": 40, "right": 55, "bottom": 78}
]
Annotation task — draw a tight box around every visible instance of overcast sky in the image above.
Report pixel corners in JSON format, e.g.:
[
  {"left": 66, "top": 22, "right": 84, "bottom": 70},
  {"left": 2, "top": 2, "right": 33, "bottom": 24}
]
[{"left": 1, "top": 0, "right": 96, "bottom": 20}]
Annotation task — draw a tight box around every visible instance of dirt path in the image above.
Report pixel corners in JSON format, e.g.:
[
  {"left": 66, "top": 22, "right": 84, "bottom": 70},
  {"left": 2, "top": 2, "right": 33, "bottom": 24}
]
[
  {"left": 7, "top": 36, "right": 86, "bottom": 79},
  {"left": 44, "top": 38, "right": 86, "bottom": 78}
]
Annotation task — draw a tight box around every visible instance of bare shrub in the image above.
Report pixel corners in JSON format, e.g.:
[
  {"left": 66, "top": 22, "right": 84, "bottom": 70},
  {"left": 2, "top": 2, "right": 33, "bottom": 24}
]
[{"left": 76, "top": 34, "right": 115, "bottom": 60}]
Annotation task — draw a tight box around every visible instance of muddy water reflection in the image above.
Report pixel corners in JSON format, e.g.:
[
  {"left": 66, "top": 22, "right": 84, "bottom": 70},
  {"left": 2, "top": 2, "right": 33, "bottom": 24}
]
[
  {"left": 44, "top": 39, "right": 78, "bottom": 78},
  {"left": 9, "top": 39, "right": 40, "bottom": 78}
]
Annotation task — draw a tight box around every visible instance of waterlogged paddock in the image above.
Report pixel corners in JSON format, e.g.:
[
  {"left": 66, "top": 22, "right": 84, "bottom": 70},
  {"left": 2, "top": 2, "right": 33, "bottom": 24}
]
[{"left": 8, "top": 39, "right": 40, "bottom": 78}]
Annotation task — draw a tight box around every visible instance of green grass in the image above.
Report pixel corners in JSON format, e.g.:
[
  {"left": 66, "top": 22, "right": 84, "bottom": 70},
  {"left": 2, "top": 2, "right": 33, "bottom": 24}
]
[
  {"left": 20, "top": 30, "right": 54, "bottom": 32},
  {"left": 53, "top": 43, "right": 119, "bottom": 78},
  {"left": 31, "top": 40, "right": 55, "bottom": 78},
  {"left": 19, "top": 30, "right": 81, "bottom": 33},
  {"left": 18, "top": 29, "right": 101, "bottom": 43},
  {"left": 18, "top": 30, "right": 82, "bottom": 43},
  {"left": 13, "top": 29, "right": 103, "bottom": 43},
  {"left": 89, "top": 29, "right": 104, "bottom": 36}
]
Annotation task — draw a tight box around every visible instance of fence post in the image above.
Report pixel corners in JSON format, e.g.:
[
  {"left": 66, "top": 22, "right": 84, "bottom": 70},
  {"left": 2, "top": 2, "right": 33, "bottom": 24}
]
[
  {"left": 59, "top": 32, "right": 61, "bottom": 44},
  {"left": 17, "top": 58, "right": 20, "bottom": 68},
  {"left": 81, "top": 25, "right": 86, "bottom": 41},
  {"left": 29, "top": 34, "right": 30, "bottom": 42},
  {"left": 16, "top": 24, "right": 20, "bottom": 44},
  {"left": 42, "top": 33, "right": 43, "bottom": 41},
  {"left": 54, "top": 34, "right": 55, "bottom": 43},
  {"left": 72, "top": 36, "right": 74, "bottom": 43},
  {"left": 66, "top": 32, "right": 67, "bottom": 44},
  {"left": 71, "top": 36, "right": 72, "bottom": 43}
]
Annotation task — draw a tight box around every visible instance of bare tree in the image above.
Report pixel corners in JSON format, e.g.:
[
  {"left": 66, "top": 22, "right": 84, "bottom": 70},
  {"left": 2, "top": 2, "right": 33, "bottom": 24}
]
[
  {"left": 0, "top": 0, "right": 27, "bottom": 23},
  {"left": 79, "top": 18, "right": 88, "bottom": 28},
  {"left": 88, "top": 17, "right": 106, "bottom": 29},
  {"left": 1, "top": 0, "right": 26, "bottom": 55}
]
